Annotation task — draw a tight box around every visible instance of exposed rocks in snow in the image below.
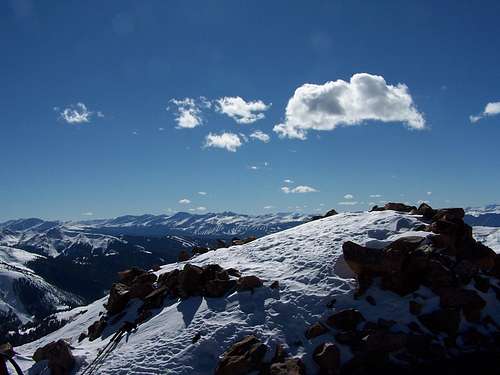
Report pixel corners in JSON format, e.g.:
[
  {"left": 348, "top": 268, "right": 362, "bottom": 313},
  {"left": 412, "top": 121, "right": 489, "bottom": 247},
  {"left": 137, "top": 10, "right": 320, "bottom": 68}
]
[
  {"left": 231, "top": 236, "right": 258, "bottom": 246},
  {"left": 310, "top": 209, "right": 338, "bottom": 222},
  {"left": 87, "top": 317, "right": 107, "bottom": 341},
  {"left": 33, "top": 339, "right": 74, "bottom": 375},
  {"left": 177, "top": 250, "right": 191, "bottom": 262},
  {"left": 327, "top": 309, "right": 365, "bottom": 331},
  {"left": 313, "top": 342, "right": 340, "bottom": 374},
  {"left": 237, "top": 275, "right": 263, "bottom": 291},
  {"left": 214, "top": 335, "right": 267, "bottom": 375},
  {"left": 370, "top": 202, "right": 417, "bottom": 213},
  {"left": 305, "top": 322, "right": 328, "bottom": 339}
]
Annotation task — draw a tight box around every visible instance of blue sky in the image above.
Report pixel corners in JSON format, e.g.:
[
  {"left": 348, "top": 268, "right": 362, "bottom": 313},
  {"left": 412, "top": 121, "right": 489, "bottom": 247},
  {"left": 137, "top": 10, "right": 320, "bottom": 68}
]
[{"left": 1, "top": 0, "right": 499, "bottom": 221}]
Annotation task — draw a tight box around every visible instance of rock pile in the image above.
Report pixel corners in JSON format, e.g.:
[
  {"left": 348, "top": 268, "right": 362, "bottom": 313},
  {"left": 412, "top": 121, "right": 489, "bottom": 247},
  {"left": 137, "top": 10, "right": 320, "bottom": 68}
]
[{"left": 215, "top": 335, "right": 305, "bottom": 375}]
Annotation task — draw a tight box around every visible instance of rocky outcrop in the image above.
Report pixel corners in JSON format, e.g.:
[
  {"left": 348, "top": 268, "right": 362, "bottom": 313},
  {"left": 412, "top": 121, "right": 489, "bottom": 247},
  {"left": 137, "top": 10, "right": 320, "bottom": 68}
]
[
  {"left": 178, "top": 250, "right": 191, "bottom": 262},
  {"left": 214, "top": 335, "right": 267, "bottom": 375},
  {"left": 311, "top": 209, "right": 338, "bottom": 221},
  {"left": 33, "top": 340, "right": 74, "bottom": 375},
  {"left": 313, "top": 342, "right": 340, "bottom": 374}
]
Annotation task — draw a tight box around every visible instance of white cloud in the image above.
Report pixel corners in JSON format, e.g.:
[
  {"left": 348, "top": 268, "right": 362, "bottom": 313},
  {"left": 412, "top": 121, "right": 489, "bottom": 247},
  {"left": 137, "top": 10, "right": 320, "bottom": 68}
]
[
  {"left": 427, "top": 191, "right": 432, "bottom": 196},
  {"left": 263, "top": 205, "right": 274, "bottom": 210},
  {"left": 418, "top": 199, "right": 430, "bottom": 204},
  {"left": 82, "top": 212, "right": 94, "bottom": 216},
  {"left": 204, "top": 132, "right": 242, "bottom": 152},
  {"left": 250, "top": 166, "right": 259, "bottom": 170},
  {"left": 178, "top": 199, "right": 191, "bottom": 204},
  {"left": 338, "top": 201, "right": 359, "bottom": 205},
  {"left": 344, "top": 194, "right": 354, "bottom": 200},
  {"left": 198, "top": 191, "right": 207, "bottom": 196},
  {"left": 470, "top": 101, "right": 500, "bottom": 123},
  {"left": 273, "top": 73, "right": 425, "bottom": 139},
  {"left": 216, "top": 96, "right": 271, "bottom": 124},
  {"left": 249, "top": 130, "right": 271, "bottom": 143},
  {"left": 169, "top": 98, "right": 203, "bottom": 129},
  {"left": 158, "top": 127, "right": 165, "bottom": 131},
  {"left": 58, "top": 102, "right": 101, "bottom": 124},
  {"left": 284, "top": 179, "right": 294, "bottom": 184},
  {"left": 196, "top": 206, "right": 207, "bottom": 211},
  {"left": 369, "top": 194, "right": 382, "bottom": 198},
  {"left": 282, "top": 185, "right": 318, "bottom": 194}
]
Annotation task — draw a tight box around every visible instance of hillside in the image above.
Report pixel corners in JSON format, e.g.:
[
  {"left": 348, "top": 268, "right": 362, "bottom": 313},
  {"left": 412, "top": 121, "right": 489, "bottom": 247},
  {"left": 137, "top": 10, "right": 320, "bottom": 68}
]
[{"left": 14, "top": 207, "right": 500, "bottom": 374}]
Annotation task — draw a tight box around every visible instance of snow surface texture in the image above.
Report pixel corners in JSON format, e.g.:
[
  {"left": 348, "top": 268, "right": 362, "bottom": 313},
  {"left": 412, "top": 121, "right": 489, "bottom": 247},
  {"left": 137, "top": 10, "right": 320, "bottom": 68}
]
[{"left": 15, "top": 211, "right": 500, "bottom": 374}]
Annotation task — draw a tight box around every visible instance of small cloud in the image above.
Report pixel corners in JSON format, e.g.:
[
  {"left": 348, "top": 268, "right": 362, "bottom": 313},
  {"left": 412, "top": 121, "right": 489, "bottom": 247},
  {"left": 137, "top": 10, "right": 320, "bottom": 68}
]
[
  {"left": 132, "top": 131, "right": 139, "bottom": 135},
  {"left": 168, "top": 98, "right": 203, "bottom": 129},
  {"left": 216, "top": 96, "right": 271, "bottom": 124},
  {"left": 418, "top": 199, "right": 430, "bottom": 204},
  {"left": 273, "top": 73, "right": 425, "bottom": 139},
  {"left": 282, "top": 185, "right": 318, "bottom": 194},
  {"left": 263, "top": 205, "right": 274, "bottom": 210},
  {"left": 250, "top": 130, "right": 271, "bottom": 143},
  {"left": 284, "top": 179, "right": 294, "bottom": 184},
  {"left": 249, "top": 166, "right": 259, "bottom": 170},
  {"left": 158, "top": 127, "right": 165, "bottom": 131},
  {"left": 470, "top": 101, "right": 500, "bottom": 123},
  {"left": 427, "top": 191, "right": 432, "bottom": 196},
  {"left": 57, "top": 102, "right": 101, "bottom": 124},
  {"left": 204, "top": 132, "right": 242, "bottom": 152},
  {"left": 369, "top": 194, "right": 382, "bottom": 198},
  {"left": 338, "top": 201, "right": 358, "bottom": 205},
  {"left": 198, "top": 191, "right": 207, "bottom": 196},
  {"left": 178, "top": 198, "right": 191, "bottom": 204},
  {"left": 195, "top": 206, "right": 207, "bottom": 211},
  {"left": 82, "top": 212, "right": 94, "bottom": 216},
  {"left": 344, "top": 194, "right": 354, "bottom": 200}
]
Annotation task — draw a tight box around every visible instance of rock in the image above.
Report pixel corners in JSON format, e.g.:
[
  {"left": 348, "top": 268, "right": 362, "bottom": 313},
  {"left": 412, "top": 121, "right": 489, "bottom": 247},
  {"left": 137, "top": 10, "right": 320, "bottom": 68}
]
[
  {"left": 409, "top": 300, "right": 422, "bottom": 315},
  {"left": 271, "top": 343, "right": 287, "bottom": 363},
  {"left": 226, "top": 268, "right": 241, "bottom": 278},
  {"left": 192, "top": 332, "right": 201, "bottom": 344},
  {"left": 416, "top": 203, "right": 436, "bottom": 219},
  {"left": 270, "top": 280, "right": 280, "bottom": 289},
  {"left": 117, "top": 267, "right": 147, "bottom": 286},
  {"left": 418, "top": 308, "right": 460, "bottom": 336},
  {"left": 383, "top": 202, "right": 417, "bottom": 212},
  {"left": 78, "top": 332, "right": 87, "bottom": 342},
  {"left": 192, "top": 246, "right": 209, "bottom": 255},
  {"left": 342, "top": 241, "right": 384, "bottom": 276},
  {"left": 33, "top": 340, "right": 75, "bottom": 375},
  {"left": 0, "top": 343, "right": 14, "bottom": 358},
  {"left": 432, "top": 208, "right": 465, "bottom": 221},
  {"left": 178, "top": 250, "right": 191, "bottom": 261},
  {"left": 105, "top": 283, "right": 131, "bottom": 315},
  {"left": 327, "top": 309, "right": 364, "bottom": 331},
  {"left": 363, "top": 331, "right": 407, "bottom": 353},
  {"left": 474, "top": 275, "right": 490, "bottom": 293},
  {"left": 87, "top": 317, "right": 107, "bottom": 341},
  {"left": 205, "top": 279, "right": 236, "bottom": 298},
  {"left": 313, "top": 342, "right": 340, "bottom": 374},
  {"left": 305, "top": 322, "right": 328, "bottom": 339},
  {"left": 438, "top": 287, "right": 486, "bottom": 322},
  {"left": 270, "top": 358, "right": 306, "bottom": 375},
  {"left": 177, "top": 264, "right": 204, "bottom": 297},
  {"left": 453, "top": 260, "right": 479, "bottom": 284},
  {"left": 237, "top": 275, "right": 263, "bottom": 291},
  {"left": 128, "top": 281, "right": 155, "bottom": 300},
  {"left": 214, "top": 335, "right": 267, "bottom": 375}
]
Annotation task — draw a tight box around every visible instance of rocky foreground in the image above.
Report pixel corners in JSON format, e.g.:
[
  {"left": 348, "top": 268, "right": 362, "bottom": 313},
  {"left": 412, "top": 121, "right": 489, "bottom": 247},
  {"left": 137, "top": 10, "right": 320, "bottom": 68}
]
[{"left": 9, "top": 203, "right": 500, "bottom": 374}]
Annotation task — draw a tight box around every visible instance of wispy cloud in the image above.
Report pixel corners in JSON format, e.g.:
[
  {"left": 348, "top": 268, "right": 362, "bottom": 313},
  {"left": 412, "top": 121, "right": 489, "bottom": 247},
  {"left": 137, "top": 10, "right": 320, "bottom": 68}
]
[
  {"left": 57, "top": 102, "right": 102, "bottom": 124},
  {"left": 274, "top": 73, "right": 425, "bottom": 139},
  {"left": 216, "top": 96, "right": 271, "bottom": 124},
  {"left": 168, "top": 98, "right": 203, "bottom": 129},
  {"left": 282, "top": 185, "right": 318, "bottom": 194},
  {"left": 81, "top": 212, "right": 94, "bottom": 216},
  {"left": 470, "top": 101, "right": 500, "bottom": 123},
  {"left": 284, "top": 179, "right": 294, "bottom": 184},
  {"left": 343, "top": 194, "right": 354, "bottom": 200},
  {"left": 263, "top": 205, "right": 274, "bottom": 210},
  {"left": 249, "top": 130, "right": 271, "bottom": 143},
  {"left": 198, "top": 191, "right": 207, "bottom": 196},
  {"left": 178, "top": 198, "right": 191, "bottom": 204},
  {"left": 204, "top": 132, "right": 242, "bottom": 152},
  {"left": 369, "top": 194, "right": 382, "bottom": 198},
  {"left": 338, "top": 201, "right": 358, "bottom": 205}
]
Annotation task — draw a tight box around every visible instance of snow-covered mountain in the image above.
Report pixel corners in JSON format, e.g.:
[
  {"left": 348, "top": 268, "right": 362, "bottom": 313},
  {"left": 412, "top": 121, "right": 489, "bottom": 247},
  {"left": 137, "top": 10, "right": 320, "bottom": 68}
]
[
  {"left": 70, "top": 211, "right": 311, "bottom": 237},
  {"left": 14, "top": 209, "right": 500, "bottom": 374},
  {"left": 465, "top": 204, "right": 500, "bottom": 227},
  {"left": 0, "top": 245, "right": 82, "bottom": 343}
]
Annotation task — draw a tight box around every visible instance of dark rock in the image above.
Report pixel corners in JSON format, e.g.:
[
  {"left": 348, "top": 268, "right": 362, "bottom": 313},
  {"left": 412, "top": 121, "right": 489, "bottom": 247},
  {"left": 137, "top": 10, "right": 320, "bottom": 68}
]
[
  {"left": 305, "top": 322, "right": 328, "bottom": 339},
  {"left": 117, "top": 267, "right": 147, "bottom": 286},
  {"left": 226, "top": 268, "right": 241, "bottom": 278},
  {"left": 205, "top": 279, "right": 236, "bottom": 298},
  {"left": 416, "top": 203, "right": 436, "bottom": 219},
  {"left": 453, "top": 260, "right": 479, "bottom": 284},
  {"left": 33, "top": 340, "right": 75, "bottom": 375},
  {"left": 271, "top": 343, "right": 287, "bottom": 363},
  {"left": 270, "top": 280, "right": 280, "bottom": 289},
  {"left": 237, "top": 275, "right": 263, "bottom": 291},
  {"left": 409, "top": 300, "right": 422, "bottom": 315},
  {"left": 366, "top": 295, "right": 376, "bottom": 305},
  {"left": 214, "top": 335, "right": 267, "bottom": 375},
  {"left": 87, "top": 317, "right": 107, "bottom": 341},
  {"left": 363, "top": 331, "right": 407, "bottom": 353},
  {"left": 192, "top": 246, "right": 209, "bottom": 255},
  {"left": 177, "top": 264, "right": 204, "bottom": 297},
  {"left": 418, "top": 308, "right": 460, "bottom": 336},
  {"left": 105, "top": 283, "right": 131, "bottom": 315},
  {"left": 438, "top": 287, "right": 486, "bottom": 322},
  {"left": 383, "top": 202, "right": 417, "bottom": 212},
  {"left": 474, "top": 275, "right": 490, "bottom": 293},
  {"left": 327, "top": 309, "right": 364, "bottom": 331},
  {"left": 192, "top": 332, "right": 201, "bottom": 344},
  {"left": 178, "top": 250, "right": 191, "bottom": 261},
  {"left": 326, "top": 299, "right": 336, "bottom": 308},
  {"left": 313, "top": 342, "right": 340, "bottom": 374},
  {"left": 270, "top": 358, "right": 306, "bottom": 375},
  {"left": 78, "top": 332, "right": 87, "bottom": 342}
]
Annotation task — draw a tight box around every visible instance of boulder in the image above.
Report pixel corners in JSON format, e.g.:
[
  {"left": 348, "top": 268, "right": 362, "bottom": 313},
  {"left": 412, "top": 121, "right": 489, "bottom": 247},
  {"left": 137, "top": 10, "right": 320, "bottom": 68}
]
[
  {"left": 205, "top": 279, "right": 236, "bottom": 298},
  {"left": 363, "top": 331, "right": 407, "bottom": 353},
  {"left": 214, "top": 335, "right": 267, "bottom": 375},
  {"left": 87, "top": 317, "right": 107, "bottom": 341},
  {"left": 418, "top": 308, "right": 460, "bottom": 336},
  {"left": 313, "top": 342, "right": 340, "bottom": 374},
  {"left": 105, "top": 283, "right": 131, "bottom": 315},
  {"left": 177, "top": 264, "right": 204, "bottom": 297},
  {"left": 270, "top": 358, "right": 306, "bottom": 375},
  {"left": 178, "top": 250, "right": 191, "bottom": 261},
  {"left": 118, "top": 267, "right": 147, "bottom": 286},
  {"left": 327, "top": 309, "right": 364, "bottom": 331},
  {"left": 33, "top": 340, "right": 75, "bottom": 375},
  {"left": 192, "top": 246, "right": 209, "bottom": 255},
  {"left": 438, "top": 287, "right": 486, "bottom": 322},
  {"left": 383, "top": 202, "right": 417, "bottom": 212},
  {"left": 305, "top": 322, "right": 328, "bottom": 339},
  {"left": 416, "top": 203, "right": 436, "bottom": 219},
  {"left": 237, "top": 275, "right": 263, "bottom": 291}
]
